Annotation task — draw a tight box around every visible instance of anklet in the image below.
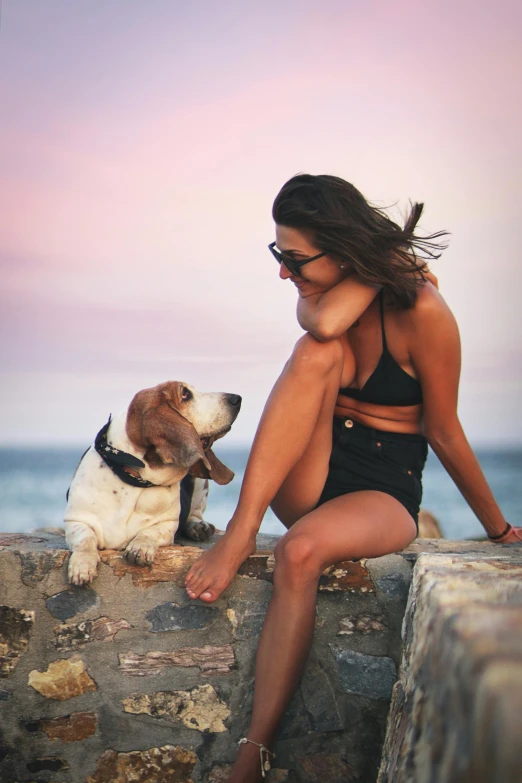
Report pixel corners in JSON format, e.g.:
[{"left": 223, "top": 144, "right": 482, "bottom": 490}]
[{"left": 238, "top": 737, "right": 275, "bottom": 778}]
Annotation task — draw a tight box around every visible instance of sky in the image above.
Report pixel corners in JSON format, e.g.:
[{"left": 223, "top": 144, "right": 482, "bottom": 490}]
[{"left": 0, "top": 0, "right": 521, "bottom": 447}]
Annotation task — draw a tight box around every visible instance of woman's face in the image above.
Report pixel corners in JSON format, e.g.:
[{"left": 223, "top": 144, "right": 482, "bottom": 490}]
[{"left": 274, "top": 225, "right": 345, "bottom": 297}]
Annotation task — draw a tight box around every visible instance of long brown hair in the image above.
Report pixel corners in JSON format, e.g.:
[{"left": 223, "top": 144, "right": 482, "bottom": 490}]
[{"left": 272, "top": 174, "right": 449, "bottom": 308}]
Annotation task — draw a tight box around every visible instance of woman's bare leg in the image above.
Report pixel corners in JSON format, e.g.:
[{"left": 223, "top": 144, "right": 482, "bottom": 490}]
[
  {"left": 228, "top": 491, "right": 417, "bottom": 783},
  {"left": 185, "top": 334, "right": 349, "bottom": 601}
]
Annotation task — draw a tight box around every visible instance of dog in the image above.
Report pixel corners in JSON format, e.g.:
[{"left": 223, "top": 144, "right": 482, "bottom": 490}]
[{"left": 64, "top": 381, "right": 241, "bottom": 585}]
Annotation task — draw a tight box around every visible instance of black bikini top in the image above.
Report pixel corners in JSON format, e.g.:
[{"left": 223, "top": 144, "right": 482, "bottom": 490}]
[{"left": 339, "top": 290, "right": 422, "bottom": 407}]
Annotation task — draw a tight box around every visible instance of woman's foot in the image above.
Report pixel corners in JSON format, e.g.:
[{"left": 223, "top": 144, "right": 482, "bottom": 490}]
[{"left": 185, "top": 528, "right": 256, "bottom": 602}]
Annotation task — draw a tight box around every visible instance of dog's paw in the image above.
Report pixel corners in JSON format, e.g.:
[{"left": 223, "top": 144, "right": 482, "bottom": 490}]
[
  {"left": 68, "top": 551, "right": 100, "bottom": 585},
  {"left": 183, "top": 519, "right": 216, "bottom": 542},
  {"left": 124, "top": 541, "right": 157, "bottom": 566}
]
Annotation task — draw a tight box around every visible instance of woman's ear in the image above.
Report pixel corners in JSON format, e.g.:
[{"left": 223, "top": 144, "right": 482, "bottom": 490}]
[{"left": 189, "top": 448, "right": 234, "bottom": 485}]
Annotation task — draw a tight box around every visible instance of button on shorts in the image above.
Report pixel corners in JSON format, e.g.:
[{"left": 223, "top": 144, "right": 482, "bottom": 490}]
[{"left": 317, "top": 417, "right": 428, "bottom": 531}]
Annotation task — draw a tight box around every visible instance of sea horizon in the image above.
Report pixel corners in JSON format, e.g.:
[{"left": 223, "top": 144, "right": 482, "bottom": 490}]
[{"left": 0, "top": 443, "right": 520, "bottom": 542}]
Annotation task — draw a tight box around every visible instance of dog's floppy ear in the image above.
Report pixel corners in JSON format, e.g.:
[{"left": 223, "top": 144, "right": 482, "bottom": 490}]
[
  {"left": 127, "top": 388, "right": 211, "bottom": 471},
  {"left": 189, "top": 448, "right": 234, "bottom": 485},
  {"left": 142, "top": 407, "right": 211, "bottom": 470}
]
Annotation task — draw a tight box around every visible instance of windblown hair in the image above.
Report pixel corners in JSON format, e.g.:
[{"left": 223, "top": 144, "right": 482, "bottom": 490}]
[{"left": 272, "top": 174, "right": 449, "bottom": 309}]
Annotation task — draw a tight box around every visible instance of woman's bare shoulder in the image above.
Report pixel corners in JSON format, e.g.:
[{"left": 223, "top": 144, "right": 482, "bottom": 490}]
[
  {"left": 405, "top": 282, "right": 460, "bottom": 345},
  {"left": 408, "top": 282, "right": 456, "bottom": 323}
]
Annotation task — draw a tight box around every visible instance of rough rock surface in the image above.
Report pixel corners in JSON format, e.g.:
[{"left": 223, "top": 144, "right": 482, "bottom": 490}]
[
  {"left": 319, "top": 559, "right": 375, "bottom": 593},
  {"left": 378, "top": 553, "right": 522, "bottom": 783},
  {"left": 331, "top": 646, "right": 397, "bottom": 700},
  {"left": 146, "top": 602, "right": 217, "bottom": 633},
  {"left": 100, "top": 546, "right": 202, "bottom": 587},
  {"left": 30, "top": 711, "right": 98, "bottom": 741},
  {"left": 298, "top": 752, "right": 360, "bottom": 782},
  {"left": 119, "top": 645, "right": 235, "bottom": 677},
  {"left": 28, "top": 656, "right": 97, "bottom": 700},
  {"left": 26, "top": 755, "right": 69, "bottom": 772},
  {"left": 85, "top": 745, "right": 197, "bottom": 783},
  {"left": 46, "top": 585, "right": 100, "bottom": 620},
  {"left": 122, "top": 684, "right": 230, "bottom": 732},
  {"left": 0, "top": 605, "right": 34, "bottom": 677},
  {"left": 18, "top": 549, "right": 68, "bottom": 586},
  {"left": 54, "top": 616, "right": 132, "bottom": 650},
  {"left": 1, "top": 533, "right": 519, "bottom": 783},
  {"left": 338, "top": 614, "right": 387, "bottom": 635}
]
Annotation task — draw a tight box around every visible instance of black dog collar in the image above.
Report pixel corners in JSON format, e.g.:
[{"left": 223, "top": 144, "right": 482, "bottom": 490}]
[{"left": 94, "top": 417, "right": 156, "bottom": 489}]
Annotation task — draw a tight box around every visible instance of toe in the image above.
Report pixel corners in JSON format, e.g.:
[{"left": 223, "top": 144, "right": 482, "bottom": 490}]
[
  {"left": 186, "top": 579, "right": 207, "bottom": 599},
  {"left": 186, "top": 561, "right": 205, "bottom": 587}
]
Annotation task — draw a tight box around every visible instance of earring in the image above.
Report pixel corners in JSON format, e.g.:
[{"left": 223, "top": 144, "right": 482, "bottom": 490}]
[{"left": 340, "top": 264, "right": 346, "bottom": 269}]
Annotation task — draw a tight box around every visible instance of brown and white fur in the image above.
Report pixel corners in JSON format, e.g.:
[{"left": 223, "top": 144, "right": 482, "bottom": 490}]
[{"left": 64, "top": 381, "right": 241, "bottom": 585}]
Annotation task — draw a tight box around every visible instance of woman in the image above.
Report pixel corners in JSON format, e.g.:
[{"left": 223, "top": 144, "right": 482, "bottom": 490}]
[{"left": 185, "top": 174, "right": 521, "bottom": 782}]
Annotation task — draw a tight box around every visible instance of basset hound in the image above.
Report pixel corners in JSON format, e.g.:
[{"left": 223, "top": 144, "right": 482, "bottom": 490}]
[{"left": 64, "top": 381, "right": 241, "bottom": 585}]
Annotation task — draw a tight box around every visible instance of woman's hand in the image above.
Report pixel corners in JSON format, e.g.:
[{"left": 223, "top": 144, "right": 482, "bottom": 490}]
[
  {"left": 296, "top": 275, "right": 381, "bottom": 341},
  {"left": 488, "top": 524, "right": 522, "bottom": 543}
]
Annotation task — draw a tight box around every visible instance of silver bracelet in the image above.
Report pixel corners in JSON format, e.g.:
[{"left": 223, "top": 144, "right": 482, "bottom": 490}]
[{"left": 238, "top": 737, "right": 275, "bottom": 778}]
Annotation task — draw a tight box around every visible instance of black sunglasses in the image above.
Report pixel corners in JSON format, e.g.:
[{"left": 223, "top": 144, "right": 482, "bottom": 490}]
[{"left": 268, "top": 242, "right": 326, "bottom": 277}]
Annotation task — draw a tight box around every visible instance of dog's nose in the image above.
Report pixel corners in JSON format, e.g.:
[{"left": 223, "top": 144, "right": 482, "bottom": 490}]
[{"left": 226, "top": 394, "right": 242, "bottom": 408}]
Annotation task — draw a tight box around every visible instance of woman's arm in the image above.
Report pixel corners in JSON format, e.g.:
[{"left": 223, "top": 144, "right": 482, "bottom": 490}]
[
  {"left": 409, "top": 288, "right": 519, "bottom": 540},
  {"left": 296, "top": 275, "right": 381, "bottom": 341}
]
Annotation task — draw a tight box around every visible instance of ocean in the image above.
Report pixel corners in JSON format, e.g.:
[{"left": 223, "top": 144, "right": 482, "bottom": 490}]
[{"left": 0, "top": 445, "right": 520, "bottom": 540}]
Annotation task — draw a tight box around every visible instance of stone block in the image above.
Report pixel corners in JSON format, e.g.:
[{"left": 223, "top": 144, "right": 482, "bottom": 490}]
[
  {"left": 331, "top": 646, "right": 397, "bottom": 700},
  {"left": 0, "top": 605, "right": 34, "bottom": 677},
  {"left": 54, "top": 616, "right": 132, "bottom": 650},
  {"left": 28, "top": 711, "right": 98, "bottom": 741},
  {"left": 146, "top": 603, "right": 218, "bottom": 633},
  {"left": 26, "top": 756, "right": 69, "bottom": 772},
  {"left": 0, "top": 533, "right": 45, "bottom": 547},
  {"left": 298, "top": 752, "right": 359, "bottom": 782},
  {"left": 18, "top": 550, "right": 68, "bottom": 587},
  {"left": 300, "top": 658, "right": 344, "bottom": 732},
  {"left": 319, "top": 559, "right": 375, "bottom": 593},
  {"left": 267, "top": 770, "right": 291, "bottom": 782},
  {"left": 28, "top": 656, "right": 97, "bottom": 700},
  {"left": 226, "top": 598, "right": 268, "bottom": 641},
  {"left": 237, "top": 553, "right": 274, "bottom": 582},
  {"left": 122, "top": 683, "right": 230, "bottom": 732},
  {"left": 338, "top": 614, "right": 387, "bottom": 635},
  {"left": 276, "top": 688, "right": 312, "bottom": 739},
  {"left": 378, "top": 553, "right": 522, "bottom": 783},
  {"left": 119, "top": 645, "right": 235, "bottom": 677},
  {"left": 469, "top": 659, "right": 522, "bottom": 782},
  {"left": 207, "top": 764, "right": 233, "bottom": 782},
  {"left": 46, "top": 586, "right": 100, "bottom": 621},
  {"left": 86, "top": 745, "right": 197, "bottom": 783},
  {"left": 100, "top": 546, "right": 202, "bottom": 588}
]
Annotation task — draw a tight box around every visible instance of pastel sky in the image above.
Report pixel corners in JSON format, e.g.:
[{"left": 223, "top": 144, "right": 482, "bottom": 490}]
[{"left": 0, "top": 0, "right": 521, "bottom": 446}]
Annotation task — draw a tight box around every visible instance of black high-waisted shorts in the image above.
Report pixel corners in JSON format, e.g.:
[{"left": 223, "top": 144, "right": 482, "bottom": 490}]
[{"left": 317, "top": 417, "right": 428, "bottom": 531}]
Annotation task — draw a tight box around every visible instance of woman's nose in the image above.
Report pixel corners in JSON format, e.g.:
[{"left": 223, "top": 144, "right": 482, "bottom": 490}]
[{"left": 279, "top": 261, "right": 293, "bottom": 280}]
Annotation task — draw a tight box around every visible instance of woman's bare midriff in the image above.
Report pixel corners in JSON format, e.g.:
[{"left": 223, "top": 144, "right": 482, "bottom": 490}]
[{"left": 334, "top": 394, "right": 423, "bottom": 435}]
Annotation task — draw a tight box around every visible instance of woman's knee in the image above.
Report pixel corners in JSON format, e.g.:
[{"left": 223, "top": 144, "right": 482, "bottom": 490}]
[
  {"left": 273, "top": 534, "right": 323, "bottom": 583},
  {"left": 288, "top": 333, "right": 344, "bottom": 377}
]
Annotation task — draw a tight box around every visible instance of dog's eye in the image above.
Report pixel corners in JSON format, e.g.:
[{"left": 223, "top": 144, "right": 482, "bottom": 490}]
[{"left": 181, "top": 387, "right": 193, "bottom": 401}]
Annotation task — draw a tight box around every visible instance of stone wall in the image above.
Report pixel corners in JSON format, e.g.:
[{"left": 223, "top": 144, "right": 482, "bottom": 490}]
[
  {"left": 0, "top": 533, "right": 520, "bottom": 783},
  {"left": 377, "top": 550, "right": 522, "bottom": 783},
  {"left": 0, "top": 531, "right": 413, "bottom": 783}
]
